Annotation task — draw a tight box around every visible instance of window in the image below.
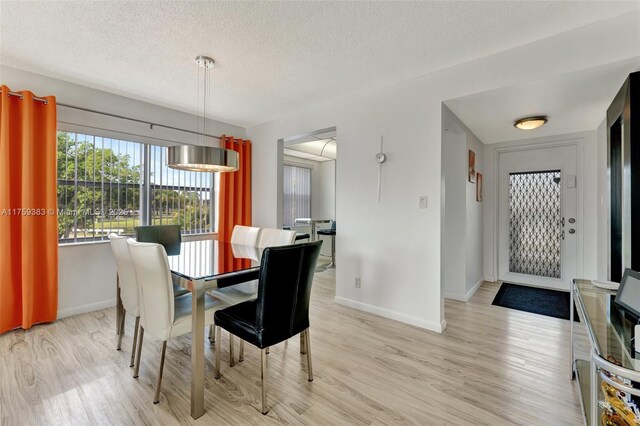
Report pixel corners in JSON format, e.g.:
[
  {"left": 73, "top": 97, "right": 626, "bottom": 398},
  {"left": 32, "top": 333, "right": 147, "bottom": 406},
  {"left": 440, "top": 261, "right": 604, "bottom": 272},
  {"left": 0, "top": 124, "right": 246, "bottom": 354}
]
[
  {"left": 149, "top": 145, "right": 213, "bottom": 235},
  {"left": 283, "top": 165, "right": 311, "bottom": 227},
  {"left": 57, "top": 131, "right": 215, "bottom": 243}
]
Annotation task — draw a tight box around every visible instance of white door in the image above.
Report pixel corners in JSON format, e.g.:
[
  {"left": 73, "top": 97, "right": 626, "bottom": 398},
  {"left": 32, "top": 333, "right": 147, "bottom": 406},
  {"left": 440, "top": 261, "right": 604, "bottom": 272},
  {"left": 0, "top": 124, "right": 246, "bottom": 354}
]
[{"left": 497, "top": 145, "right": 578, "bottom": 290}]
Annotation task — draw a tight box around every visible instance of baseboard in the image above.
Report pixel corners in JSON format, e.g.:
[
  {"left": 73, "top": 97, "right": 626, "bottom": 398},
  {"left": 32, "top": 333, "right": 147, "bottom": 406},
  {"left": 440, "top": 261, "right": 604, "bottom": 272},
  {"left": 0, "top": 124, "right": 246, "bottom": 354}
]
[
  {"left": 334, "top": 296, "right": 444, "bottom": 333},
  {"left": 465, "top": 278, "right": 484, "bottom": 301},
  {"left": 57, "top": 298, "right": 116, "bottom": 319},
  {"left": 485, "top": 275, "right": 496, "bottom": 283},
  {"left": 444, "top": 292, "right": 466, "bottom": 302},
  {"left": 444, "top": 279, "right": 484, "bottom": 303}
]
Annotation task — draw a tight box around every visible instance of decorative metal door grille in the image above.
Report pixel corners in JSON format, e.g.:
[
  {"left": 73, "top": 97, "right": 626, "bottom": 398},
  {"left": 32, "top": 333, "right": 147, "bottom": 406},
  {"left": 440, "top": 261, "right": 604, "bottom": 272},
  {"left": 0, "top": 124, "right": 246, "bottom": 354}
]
[{"left": 509, "top": 170, "right": 561, "bottom": 278}]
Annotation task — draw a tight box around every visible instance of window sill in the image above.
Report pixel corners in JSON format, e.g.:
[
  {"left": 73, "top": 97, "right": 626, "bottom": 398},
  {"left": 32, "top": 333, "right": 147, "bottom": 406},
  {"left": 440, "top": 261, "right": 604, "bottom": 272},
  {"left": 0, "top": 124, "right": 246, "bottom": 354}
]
[{"left": 58, "top": 232, "right": 218, "bottom": 247}]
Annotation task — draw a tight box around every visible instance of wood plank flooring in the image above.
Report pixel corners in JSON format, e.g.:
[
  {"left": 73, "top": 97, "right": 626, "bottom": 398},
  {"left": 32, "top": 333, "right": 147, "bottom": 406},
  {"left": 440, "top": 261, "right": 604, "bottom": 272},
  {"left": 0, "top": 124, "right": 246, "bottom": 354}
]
[{"left": 0, "top": 266, "right": 587, "bottom": 425}]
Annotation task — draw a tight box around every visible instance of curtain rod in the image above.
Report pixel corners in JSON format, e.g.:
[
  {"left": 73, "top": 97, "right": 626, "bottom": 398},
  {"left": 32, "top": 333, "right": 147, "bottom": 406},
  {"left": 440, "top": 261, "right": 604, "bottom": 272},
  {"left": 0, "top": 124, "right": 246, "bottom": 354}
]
[
  {"left": 0, "top": 89, "right": 49, "bottom": 103},
  {"left": 57, "top": 103, "right": 222, "bottom": 140},
  {"left": 0, "top": 89, "right": 223, "bottom": 141}
]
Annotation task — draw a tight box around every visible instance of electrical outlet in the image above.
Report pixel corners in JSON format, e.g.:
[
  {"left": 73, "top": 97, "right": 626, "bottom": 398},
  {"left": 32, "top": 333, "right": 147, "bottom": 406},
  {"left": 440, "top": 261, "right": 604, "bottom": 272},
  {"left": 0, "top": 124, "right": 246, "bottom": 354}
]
[
  {"left": 419, "top": 196, "right": 428, "bottom": 209},
  {"left": 355, "top": 277, "right": 361, "bottom": 288}
]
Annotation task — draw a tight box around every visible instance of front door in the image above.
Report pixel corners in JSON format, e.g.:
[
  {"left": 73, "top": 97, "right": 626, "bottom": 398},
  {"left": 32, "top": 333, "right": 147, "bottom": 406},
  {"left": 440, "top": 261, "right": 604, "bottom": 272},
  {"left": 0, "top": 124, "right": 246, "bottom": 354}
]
[{"left": 497, "top": 145, "right": 578, "bottom": 290}]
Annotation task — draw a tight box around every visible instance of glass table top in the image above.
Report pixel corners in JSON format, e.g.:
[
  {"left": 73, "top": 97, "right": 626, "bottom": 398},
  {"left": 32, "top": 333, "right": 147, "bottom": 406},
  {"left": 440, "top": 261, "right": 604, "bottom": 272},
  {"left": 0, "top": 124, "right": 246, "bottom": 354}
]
[
  {"left": 575, "top": 279, "right": 640, "bottom": 372},
  {"left": 167, "top": 240, "right": 262, "bottom": 281}
]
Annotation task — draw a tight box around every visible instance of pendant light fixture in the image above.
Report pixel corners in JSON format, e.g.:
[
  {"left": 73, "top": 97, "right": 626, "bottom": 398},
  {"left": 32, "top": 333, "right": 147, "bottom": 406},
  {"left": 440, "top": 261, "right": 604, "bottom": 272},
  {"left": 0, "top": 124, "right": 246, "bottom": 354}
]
[
  {"left": 513, "top": 115, "right": 548, "bottom": 130},
  {"left": 167, "top": 56, "right": 239, "bottom": 172}
]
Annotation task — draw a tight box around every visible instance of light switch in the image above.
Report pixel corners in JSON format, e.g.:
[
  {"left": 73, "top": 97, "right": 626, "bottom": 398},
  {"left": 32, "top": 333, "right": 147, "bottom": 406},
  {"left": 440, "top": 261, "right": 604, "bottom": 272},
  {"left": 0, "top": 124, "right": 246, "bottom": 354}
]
[
  {"left": 419, "top": 196, "right": 428, "bottom": 209},
  {"left": 567, "top": 175, "right": 576, "bottom": 188}
]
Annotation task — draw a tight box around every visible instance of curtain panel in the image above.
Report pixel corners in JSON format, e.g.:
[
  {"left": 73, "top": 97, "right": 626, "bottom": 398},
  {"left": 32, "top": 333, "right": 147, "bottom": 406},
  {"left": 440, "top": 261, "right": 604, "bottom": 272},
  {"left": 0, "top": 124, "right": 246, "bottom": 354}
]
[
  {"left": 218, "top": 135, "right": 252, "bottom": 271},
  {"left": 0, "top": 85, "right": 58, "bottom": 333}
]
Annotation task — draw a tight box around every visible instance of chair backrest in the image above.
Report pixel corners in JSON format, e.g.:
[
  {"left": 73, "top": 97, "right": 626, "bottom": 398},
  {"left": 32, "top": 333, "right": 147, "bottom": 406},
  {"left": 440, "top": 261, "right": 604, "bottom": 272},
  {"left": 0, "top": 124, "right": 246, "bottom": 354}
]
[
  {"left": 257, "top": 228, "right": 297, "bottom": 248},
  {"left": 255, "top": 241, "right": 322, "bottom": 338},
  {"left": 126, "top": 239, "right": 175, "bottom": 341},
  {"left": 230, "top": 225, "right": 261, "bottom": 245},
  {"left": 135, "top": 225, "right": 181, "bottom": 256},
  {"left": 108, "top": 234, "right": 140, "bottom": 316}
]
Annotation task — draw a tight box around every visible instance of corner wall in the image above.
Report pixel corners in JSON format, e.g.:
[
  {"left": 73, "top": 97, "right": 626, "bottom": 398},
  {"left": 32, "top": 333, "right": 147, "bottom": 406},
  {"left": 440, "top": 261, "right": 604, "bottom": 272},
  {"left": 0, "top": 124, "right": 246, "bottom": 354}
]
[{"left": 442, "top": 106, "right": 485, "bottom": 302}]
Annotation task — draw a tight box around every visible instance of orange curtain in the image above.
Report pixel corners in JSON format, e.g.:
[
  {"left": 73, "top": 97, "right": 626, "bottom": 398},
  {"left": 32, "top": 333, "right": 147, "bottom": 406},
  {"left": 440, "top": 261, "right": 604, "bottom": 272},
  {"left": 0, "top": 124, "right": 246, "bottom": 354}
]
[
  {"left": 0, "top": 86, "right": 58, "bottom": 333},
  {"left": 218, "top": 135, "right": 252, "bottom": 271}
]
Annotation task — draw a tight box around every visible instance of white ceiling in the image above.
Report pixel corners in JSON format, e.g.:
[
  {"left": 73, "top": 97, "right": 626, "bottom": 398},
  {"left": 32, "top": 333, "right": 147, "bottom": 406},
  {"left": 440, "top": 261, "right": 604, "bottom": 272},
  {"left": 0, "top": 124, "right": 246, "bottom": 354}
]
[
  {"left": 1, "top": 2, "right": 639, "bottom": 127},
  {"left": 445, "top": 58, "right": 640, "bottom": 144}
]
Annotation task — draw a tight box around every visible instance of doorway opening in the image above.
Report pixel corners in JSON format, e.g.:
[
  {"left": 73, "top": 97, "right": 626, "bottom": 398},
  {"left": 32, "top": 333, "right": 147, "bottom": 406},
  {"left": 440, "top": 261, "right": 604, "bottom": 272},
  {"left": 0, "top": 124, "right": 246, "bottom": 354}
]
[
  {"left": 278, "top": 128, "right": 337, "bottom": 276},
  {"left": 497, "top": 144, "right": 579, "bottom": 290}
]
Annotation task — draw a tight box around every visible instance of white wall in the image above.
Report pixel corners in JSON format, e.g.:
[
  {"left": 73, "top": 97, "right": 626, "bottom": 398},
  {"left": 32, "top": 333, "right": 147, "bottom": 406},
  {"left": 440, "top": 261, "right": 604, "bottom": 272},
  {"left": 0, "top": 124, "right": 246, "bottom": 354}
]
[
  {"left": 596, "top": 119, "right": 609, "bottom": 280},
  {"left": 441, "top": 106, "right": 484, "bottom": 301},
  {"left": 1, "top": 66, "right": 247, "bottom": 319},
  {"left": 248, "top": 12, "right": 638, "bottom": 332},
  {"left": 465, "top": 122, "right": 485, "bottom": 297},
  {"left": 441, "top": 110, "right": 467, "bottom": 300},
  {"left": 313, "top": 161, "right": 336, "bottom": 220},
  {"left": 483, "top": 130, "right": 599, "bottom": 282}
]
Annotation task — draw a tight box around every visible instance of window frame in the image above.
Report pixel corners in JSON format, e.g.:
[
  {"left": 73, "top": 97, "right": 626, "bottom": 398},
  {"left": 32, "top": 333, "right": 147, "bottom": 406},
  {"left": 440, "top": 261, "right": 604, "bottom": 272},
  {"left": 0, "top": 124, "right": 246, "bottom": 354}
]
[{"left": 56, "top": 129, "right": 216, "bottom": 245}]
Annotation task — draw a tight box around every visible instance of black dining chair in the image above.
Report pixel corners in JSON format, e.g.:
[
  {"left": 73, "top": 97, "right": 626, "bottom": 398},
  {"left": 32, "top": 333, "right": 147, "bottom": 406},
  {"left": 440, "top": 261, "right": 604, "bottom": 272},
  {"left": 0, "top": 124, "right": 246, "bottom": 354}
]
[
  {"left": 317, "top": 220, "right": 336, "bottom": 268},
  {"left": 213, "top": 241, "right": 323, "bottom": 414}
]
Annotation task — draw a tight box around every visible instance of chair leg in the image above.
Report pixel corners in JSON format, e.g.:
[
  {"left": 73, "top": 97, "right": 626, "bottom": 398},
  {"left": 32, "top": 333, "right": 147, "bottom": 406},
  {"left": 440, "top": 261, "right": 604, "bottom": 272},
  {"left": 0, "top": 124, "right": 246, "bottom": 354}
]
[
  {"left": 129, "top": 316, "right": 140, "bottom": 367},
  {"left": 328, "top": 235, "right": 335, "bottom": 268},
  {"left": 239, "top": 340, "right": 244, "bottom": 362},
  {"left": 133, "top": 326, "right": 144, "bottom": 378},
  {"left": 209, "top": 324, "right": 215, "bottom": 345},
  {"left": 117, "top": 309, "right": 126, "bottom": 350},
  {"left": 153, "top": 341, "right": 167, "bottom": 404},
  {"left": 116, "top": 275, "right": 122, "bottom": 335},
  {"left": 261, "top": 348, "right": 268, "bottom": 415},
  {"left": 229, "top": 334, "right": 235, "bottom": 367},
  {"left": 305, "top": 329, "right": 313, "bottom": 382},
  {"left": 215, "top": 326, "right": 222, "bottom": 379},
  {"left": 300, "top": 331, "right": 307, "bottom": 354}
]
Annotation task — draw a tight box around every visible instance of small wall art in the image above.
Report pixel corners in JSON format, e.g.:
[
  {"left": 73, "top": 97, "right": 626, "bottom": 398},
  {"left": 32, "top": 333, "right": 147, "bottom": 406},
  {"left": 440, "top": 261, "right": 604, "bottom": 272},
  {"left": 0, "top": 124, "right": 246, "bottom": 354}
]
[{"left": 468, "top": 149, "right": 476, "bottom": 183}]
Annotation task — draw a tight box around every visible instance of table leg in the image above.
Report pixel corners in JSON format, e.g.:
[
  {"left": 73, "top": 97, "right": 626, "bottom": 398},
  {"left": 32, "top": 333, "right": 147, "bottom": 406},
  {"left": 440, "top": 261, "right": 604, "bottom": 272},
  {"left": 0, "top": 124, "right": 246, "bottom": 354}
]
[
  {"left": 116, "top": 275, "right": 123, "bottom": 335},
  {"left": 590, "top": 352, "right": 597, "bottom": 426},
  {"left": 570, "top": 283, "right": 574, "bottom": 380},
  {"left": 190, "top": 278, "right": 205, "bottom": 419},
  {"left": 310, "top": 223, "right": 316, "bottom": 242}
]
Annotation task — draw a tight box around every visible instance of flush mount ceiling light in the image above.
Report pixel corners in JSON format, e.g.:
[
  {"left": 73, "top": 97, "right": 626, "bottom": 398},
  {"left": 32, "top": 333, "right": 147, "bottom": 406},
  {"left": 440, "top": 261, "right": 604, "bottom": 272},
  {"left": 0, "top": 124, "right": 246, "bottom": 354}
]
[
  {"left": 513, "top": 116, "right": 548, "bottom": 130},
  {"left": 167, "top": 56, "right": 239, "bottom": 172}
]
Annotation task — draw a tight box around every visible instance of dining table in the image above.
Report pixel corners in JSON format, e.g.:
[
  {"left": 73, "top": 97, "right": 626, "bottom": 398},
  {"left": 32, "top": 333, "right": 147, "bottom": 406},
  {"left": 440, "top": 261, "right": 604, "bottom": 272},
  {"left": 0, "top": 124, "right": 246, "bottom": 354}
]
[
  {"left": 121, "top": 238, "right": 263, "bottom": 419},
  {"left": 294, "top": 218, "right": 332, "bottom": 241}
]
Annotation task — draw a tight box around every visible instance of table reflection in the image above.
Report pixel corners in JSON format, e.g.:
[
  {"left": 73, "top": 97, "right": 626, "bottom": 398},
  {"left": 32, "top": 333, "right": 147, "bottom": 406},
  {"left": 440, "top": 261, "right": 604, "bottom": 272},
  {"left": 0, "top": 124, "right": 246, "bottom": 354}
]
[{"left": 167, "top": 240, "right": 261, "bottom": 281}]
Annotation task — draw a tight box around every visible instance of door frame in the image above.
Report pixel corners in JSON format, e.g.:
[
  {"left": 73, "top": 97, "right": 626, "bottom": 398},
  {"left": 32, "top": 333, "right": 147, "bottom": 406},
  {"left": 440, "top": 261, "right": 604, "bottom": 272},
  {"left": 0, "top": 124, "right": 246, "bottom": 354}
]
[{"left": 492, "top": 138, "right": 584, "bottom": 286}]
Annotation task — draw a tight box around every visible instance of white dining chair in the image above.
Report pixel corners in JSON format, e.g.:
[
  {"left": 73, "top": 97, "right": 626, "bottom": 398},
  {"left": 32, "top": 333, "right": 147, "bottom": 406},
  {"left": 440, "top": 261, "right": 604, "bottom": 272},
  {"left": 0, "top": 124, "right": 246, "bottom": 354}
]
[
  {"left": 215, "top": 227, "right": 297, "bottom": 363},
  {"left": 108, "top": 234, "right": 142, "bottom": 367},
  {"left": 230, "top": 225, "right": 261, "bottom": 245},
  {"left": 256, "top": 228, "right": 296, "bottom": 248},
  {"left": 126, "top": 239, "right": 229, "bottom": 404}
]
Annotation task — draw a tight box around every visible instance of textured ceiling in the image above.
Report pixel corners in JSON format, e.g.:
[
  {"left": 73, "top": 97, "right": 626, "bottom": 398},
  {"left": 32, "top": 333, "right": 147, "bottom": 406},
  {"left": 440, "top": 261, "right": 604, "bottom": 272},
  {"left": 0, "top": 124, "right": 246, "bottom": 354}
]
[
  {"left": 445, "top": 58, "right": 640, "bottom": 144},
  {"left": 1, "top": 1, "right": 639, "bottom": 127}
]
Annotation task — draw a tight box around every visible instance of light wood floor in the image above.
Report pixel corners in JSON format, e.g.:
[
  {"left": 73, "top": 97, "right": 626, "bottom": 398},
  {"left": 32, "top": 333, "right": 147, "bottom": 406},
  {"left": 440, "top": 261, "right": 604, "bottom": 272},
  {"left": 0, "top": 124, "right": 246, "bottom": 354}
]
[{"left": 0, "top": 265, "right": 587, "bottom": 425}]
